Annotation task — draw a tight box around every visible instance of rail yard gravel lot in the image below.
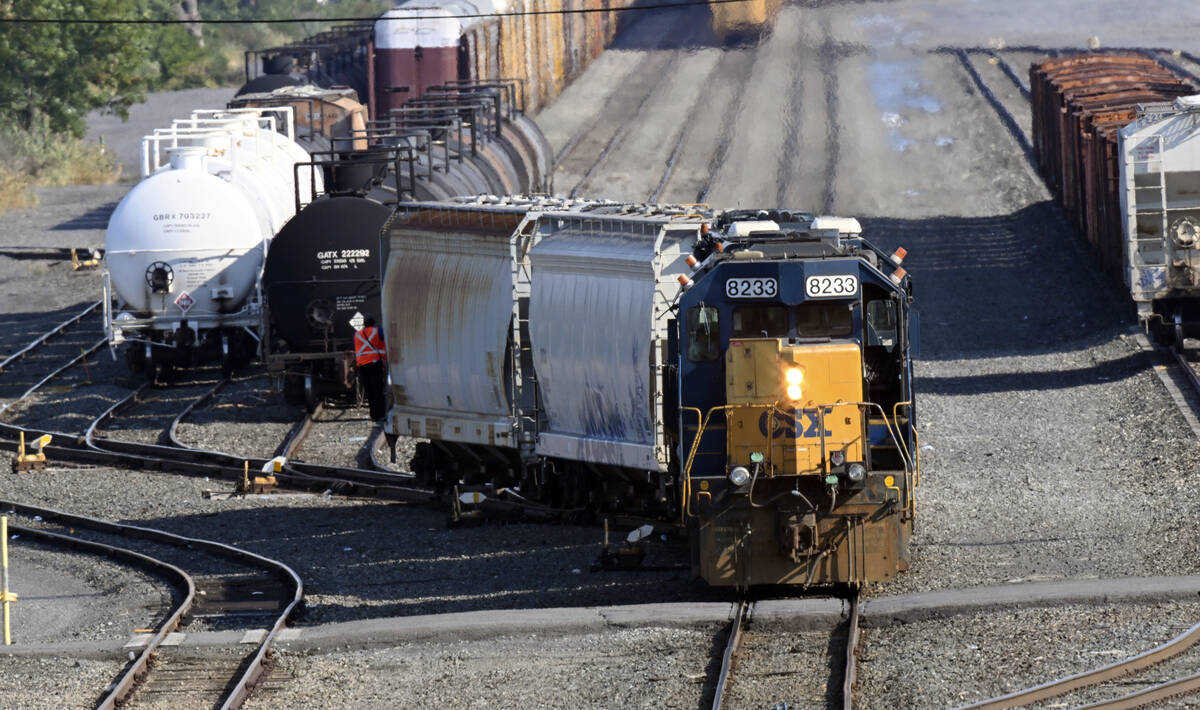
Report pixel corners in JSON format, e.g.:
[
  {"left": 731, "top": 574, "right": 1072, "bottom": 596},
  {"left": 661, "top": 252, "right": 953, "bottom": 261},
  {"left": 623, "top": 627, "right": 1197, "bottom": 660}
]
[
  {"left": 0, "top": 1, "right": 1199, "bottom": 708},
  {"left": 0, "top": 540, "right": 164, "bottom": 644},
  {"left": 0, "top": 657, "right": 129, "bottom": 710},
  {"left": 242, "top": 626, "right": 721, "bottom": 710},
  {"left": 857, "top": 601, "right": 1200, "bottom": 709}
]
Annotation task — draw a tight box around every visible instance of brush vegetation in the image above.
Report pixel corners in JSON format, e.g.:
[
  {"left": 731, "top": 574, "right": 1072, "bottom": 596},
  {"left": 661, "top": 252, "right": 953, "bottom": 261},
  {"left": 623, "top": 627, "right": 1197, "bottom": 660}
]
[{"left": 0, "top": 0, "right": 386, "bottom": 213}]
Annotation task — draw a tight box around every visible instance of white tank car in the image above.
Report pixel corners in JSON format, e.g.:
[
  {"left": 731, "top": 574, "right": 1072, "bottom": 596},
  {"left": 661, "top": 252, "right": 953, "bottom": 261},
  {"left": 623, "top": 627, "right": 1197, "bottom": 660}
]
[{"left": 104, "top": 108, "right": 321, "bottom": 377}]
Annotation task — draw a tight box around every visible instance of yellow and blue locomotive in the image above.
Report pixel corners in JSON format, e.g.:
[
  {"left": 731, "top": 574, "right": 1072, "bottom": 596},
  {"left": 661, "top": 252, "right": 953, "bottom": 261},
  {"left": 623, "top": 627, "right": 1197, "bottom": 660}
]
[
  {"left": 676, "top": 210, "right": 917, "bottom": 587},
  {"left": 381, "top": 202, "right": 916, "bottom": 588}
]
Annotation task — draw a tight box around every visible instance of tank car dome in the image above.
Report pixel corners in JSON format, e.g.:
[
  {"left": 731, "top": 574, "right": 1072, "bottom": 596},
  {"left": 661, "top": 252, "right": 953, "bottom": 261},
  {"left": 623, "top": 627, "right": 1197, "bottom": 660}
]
[
  {"left": 236, "top": 74, "right": 308, "bottom": 97},
  {"left": 375, "top": 0, "right": 510, "bottom": 49},
  {"left": 106, "top": 149, "right": 267, "bottom": 317}
]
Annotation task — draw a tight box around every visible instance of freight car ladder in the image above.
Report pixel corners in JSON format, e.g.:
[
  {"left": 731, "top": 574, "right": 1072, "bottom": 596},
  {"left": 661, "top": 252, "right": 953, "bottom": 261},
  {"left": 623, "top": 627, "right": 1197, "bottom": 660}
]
[{"left": 1130, "top": 132, "right": 1170, "bottom": 276}]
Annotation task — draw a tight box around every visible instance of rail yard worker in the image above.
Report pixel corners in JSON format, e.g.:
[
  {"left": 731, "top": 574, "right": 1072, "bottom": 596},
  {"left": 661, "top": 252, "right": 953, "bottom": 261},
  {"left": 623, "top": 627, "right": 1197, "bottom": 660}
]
[{"left": 354, "top": 314, "right": 388, "bottom": 423}]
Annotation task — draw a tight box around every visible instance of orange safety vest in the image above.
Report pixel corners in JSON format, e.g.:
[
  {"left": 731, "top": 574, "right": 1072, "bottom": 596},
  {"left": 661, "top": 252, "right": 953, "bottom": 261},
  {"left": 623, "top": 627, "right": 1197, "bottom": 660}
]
[{"left": 354, "top": 326, "right": 385, "bottom": 366}]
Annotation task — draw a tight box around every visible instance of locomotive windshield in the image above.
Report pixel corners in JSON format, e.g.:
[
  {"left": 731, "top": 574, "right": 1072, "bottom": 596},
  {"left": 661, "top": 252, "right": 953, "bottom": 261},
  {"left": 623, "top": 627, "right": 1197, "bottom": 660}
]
[
  {"left": 794, "top": 301, "right": 853, "bottom": 337},
  {"left": 731, "top": 305, "right": 787, "bottom": 337}
]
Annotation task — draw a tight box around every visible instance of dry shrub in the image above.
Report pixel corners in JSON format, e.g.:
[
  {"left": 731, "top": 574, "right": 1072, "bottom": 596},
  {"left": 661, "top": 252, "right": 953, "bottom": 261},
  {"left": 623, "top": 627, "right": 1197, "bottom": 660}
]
[
  {"left": 0, "top": 168, "right": 36, "bottom": 213},
  {"left": 0, "top": 121, "right": 119, "bottom": 215}
]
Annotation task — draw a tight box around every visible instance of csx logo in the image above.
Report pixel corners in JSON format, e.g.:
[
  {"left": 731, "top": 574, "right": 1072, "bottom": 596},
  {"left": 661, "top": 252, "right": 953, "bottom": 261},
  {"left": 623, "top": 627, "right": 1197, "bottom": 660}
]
[{"left": 758, "top": 408, "right": 834, "bottom": 439}]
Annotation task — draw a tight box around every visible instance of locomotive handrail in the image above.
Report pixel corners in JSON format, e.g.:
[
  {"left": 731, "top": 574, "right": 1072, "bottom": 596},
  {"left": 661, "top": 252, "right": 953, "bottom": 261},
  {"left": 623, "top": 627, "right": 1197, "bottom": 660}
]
[{"left": 680, "top": 400, "right": 915, "bottom": 520}]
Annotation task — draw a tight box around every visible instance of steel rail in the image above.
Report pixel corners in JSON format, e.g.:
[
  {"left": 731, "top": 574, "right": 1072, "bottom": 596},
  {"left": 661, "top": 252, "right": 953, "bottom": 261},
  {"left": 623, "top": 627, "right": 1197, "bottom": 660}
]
[
  {"left": 0, "top": 300, "right": 102, "bottom": 373},
  {"left": 954, "top": 618, "right": 1200, "bottom": 709},
  {"left": 712, "top": 599, "right": 750, "bottom": 710},
  {"left": 695, "top": 51, "right": 757, "bottom": 204},
  {"left": 1171, "top": 346, "right": 1200, "bottom": 401},
  {"left": 0, "top": 339, "right": 107, "bottom": 417},
  {"left": 842, "top": 591, "right": 860, "bottom": 710},
  {"left": 5, "top": 522, "right": 194, "bottom": 710},
  {"left": 84, "top": 382, "right": 151, "bottom": 449},
  {"left": 166, "top": 376, "right": 230, "bottom": 445},
  {"left": 568, "top": 48, "right": 686, "bottom": 199},
  {"left": 1074, "top": 670, "right": 1200, "bottom": 709},
  {"left": 0, "top": 499, "right": 303, "bottom": 710}
]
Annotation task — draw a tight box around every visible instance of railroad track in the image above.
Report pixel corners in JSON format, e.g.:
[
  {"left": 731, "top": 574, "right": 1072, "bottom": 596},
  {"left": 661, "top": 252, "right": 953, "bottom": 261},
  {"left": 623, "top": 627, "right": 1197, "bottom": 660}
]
[
  {"left": 0, "top": 312, "right": 571, "bottom": 526},
  {"left": 711, "top": 592, "right": 859, "bottom": 709},
  {"left": 956, "top": 616, "right": 1200, "bottom": 709},
  {"left": 0, "top": 500, "right": 301, "bottom": 709},
  {"left": 945, "top": 45, "right": 1200, "bottom": 708}
]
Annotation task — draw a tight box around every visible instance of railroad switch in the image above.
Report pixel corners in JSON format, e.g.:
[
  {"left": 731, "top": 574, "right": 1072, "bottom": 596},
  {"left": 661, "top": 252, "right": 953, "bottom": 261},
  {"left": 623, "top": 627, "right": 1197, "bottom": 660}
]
[
  {"left": 592, "top": 522, "right": 652, "bottom": 571},
  {"left": 236, "top": 461, "right": 278, "bottom": 495},
  {"left": 70, "top": 248, "right": 101, "bottom": 271},
  {"left": 449, "top": 486, "right": 488, "bottom": 526},
  {"left": 11, "top": 432, "right": 51, "bottom": 473}
]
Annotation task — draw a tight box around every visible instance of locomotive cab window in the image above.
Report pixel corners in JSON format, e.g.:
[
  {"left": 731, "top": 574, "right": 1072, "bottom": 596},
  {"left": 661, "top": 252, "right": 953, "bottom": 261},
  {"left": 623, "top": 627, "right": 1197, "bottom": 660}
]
[
  {"left": 687, "top": 306, "right": 720, "bottom": 362},
  {"left": 865, "top": 299, "right": 898, "bottom": 350},
  {"left": 793, "top": 301, "right": 853, "bottom": 337},
  {"left": 731, "top": 305, "right": 787, "bottom": 338}
]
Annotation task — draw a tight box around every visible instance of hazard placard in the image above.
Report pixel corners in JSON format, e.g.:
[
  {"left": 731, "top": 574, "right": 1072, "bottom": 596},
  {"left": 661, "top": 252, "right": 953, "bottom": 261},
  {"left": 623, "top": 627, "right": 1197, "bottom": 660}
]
[{"left": 174, "top": 291, "right": 195, "bottom": 312}]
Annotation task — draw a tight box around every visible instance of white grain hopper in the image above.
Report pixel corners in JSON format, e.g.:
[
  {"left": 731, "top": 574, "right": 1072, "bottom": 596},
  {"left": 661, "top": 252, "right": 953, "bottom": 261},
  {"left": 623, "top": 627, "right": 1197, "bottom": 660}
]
[{"left": 1119, "top": 95, "right": 1200, "bottom": 337}]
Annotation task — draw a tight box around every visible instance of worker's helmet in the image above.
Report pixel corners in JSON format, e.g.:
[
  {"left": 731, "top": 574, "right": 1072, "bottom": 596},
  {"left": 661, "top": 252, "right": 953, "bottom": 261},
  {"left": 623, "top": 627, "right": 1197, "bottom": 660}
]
[{"left": 363, "top": 313, "right": 377, "bottom": 327}]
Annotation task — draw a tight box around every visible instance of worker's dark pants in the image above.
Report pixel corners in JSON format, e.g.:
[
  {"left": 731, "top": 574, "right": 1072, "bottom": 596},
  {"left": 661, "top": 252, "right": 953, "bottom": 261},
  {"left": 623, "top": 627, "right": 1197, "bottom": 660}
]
[{"left": 358, "top": 360, "right": 387, "bottom": 422}]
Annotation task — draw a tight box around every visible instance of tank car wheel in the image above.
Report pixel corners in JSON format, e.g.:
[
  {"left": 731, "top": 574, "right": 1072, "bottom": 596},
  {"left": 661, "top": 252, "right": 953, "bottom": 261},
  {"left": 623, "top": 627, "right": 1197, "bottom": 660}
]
[
  {"left": 303, "top": 374, "right": 319, "bottom": 413},
  {"left": 124, "top": 344, "right": 146, "bottom": 375},
  {"left": 283, "top": 374, "right": 305, "bottom": 406},
  {"left": 145, "top": 353, "right": 169, "bottom": 385},
  {"left": 220, "top": 333, "right": 234, "bottom": 376}
]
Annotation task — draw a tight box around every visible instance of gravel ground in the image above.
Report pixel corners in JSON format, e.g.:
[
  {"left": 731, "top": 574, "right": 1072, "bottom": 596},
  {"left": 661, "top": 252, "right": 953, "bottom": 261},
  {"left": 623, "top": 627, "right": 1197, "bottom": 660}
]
[
  {"left": 173, "top": 371, "right": 300, "bottom": 460},
  {"left": 0, "top": 657, "right": 126, "bottom": 710},
  {"left": 2, "top": 538, "right": 167, "bottom": 644},
  {"left": 725, "top": 622, "right": 846, "bottom": 709},
  {"left": 290, "top": 405, "right": 376, "bottom": 468},
  {"left": 857, "top": 601, "right": 1200, "bottom": 709},
  {"left": 242, "top": 626, "right": 721, "bottom": 710},
  {"left": 1, "top": 1, "right": 1199, "bottom": 707}
]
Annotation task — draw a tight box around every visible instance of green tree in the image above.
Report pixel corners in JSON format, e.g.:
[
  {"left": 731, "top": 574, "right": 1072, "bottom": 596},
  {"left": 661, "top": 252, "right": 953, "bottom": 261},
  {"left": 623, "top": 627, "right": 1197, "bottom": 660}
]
[{"left": 0, "top": 0, "right": 154, "bottom": 137}]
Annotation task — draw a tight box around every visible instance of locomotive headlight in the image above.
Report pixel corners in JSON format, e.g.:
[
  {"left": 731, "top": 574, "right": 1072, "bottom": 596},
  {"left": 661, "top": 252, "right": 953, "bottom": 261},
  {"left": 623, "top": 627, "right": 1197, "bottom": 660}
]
[
  {"left": 847, "top": 463, "right": 866, "bottom": 483},
  {"left": 728, "top": 466, "right": 751, "bottom": 487},
  {"left": 784, "top": 368, "right": 803, "bottom": 400}
]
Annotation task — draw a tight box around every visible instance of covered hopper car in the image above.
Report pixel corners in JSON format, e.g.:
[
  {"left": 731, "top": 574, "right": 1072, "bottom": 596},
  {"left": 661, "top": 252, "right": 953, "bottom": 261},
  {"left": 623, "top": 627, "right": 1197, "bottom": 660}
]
[{"left": 382, "top": 201, "right": 918, "bottom": 588}]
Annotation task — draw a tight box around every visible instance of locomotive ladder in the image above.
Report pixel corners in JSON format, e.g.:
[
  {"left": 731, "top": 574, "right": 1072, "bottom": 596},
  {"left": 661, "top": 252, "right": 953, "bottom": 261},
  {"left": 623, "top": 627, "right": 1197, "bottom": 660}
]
[{"left": 1130, "top": 133, "right": 1170, "bottom": 270}]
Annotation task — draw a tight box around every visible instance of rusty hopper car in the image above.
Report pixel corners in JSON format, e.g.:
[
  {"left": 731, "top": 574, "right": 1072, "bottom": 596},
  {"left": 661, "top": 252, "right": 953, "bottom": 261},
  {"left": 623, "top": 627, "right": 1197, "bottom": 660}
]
[
  {"left": 1029, "top": 54, "right": 1198, "bottom": 341},
  {"left": 381, "top": 201, "right": 917, "bottom": 588},
  {"left": 1029, "top": 54, "right": 1194, "bottom": 274}
]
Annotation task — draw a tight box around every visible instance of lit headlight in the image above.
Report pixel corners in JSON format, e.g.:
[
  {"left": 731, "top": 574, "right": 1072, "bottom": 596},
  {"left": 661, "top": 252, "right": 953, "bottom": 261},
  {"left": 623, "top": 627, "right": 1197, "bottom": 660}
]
[
  {"left": 728, "top": 466, "right": 751, "bottom": 487},
  {"left": 847, "top": 463, "right": 866, "bottom": 483},
  {"left": 786, "top": 384, "right": 803, "bottom": 400},
  {"left": 785, "top": 368, "right": 803, "bottom": 385}
]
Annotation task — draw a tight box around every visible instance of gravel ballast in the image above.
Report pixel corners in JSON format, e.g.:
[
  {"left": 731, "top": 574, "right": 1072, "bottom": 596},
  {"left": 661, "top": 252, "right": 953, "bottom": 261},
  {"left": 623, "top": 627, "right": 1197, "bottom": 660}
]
[{"left": 0, "top": 1, "right": 1199, "bottom": 707}]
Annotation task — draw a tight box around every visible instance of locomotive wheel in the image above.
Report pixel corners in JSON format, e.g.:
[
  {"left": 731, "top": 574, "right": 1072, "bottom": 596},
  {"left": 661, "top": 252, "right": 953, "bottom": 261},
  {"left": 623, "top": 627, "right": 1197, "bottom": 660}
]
[{"left": 1175, "top": 312, "right": 1185, "bottom": 351}]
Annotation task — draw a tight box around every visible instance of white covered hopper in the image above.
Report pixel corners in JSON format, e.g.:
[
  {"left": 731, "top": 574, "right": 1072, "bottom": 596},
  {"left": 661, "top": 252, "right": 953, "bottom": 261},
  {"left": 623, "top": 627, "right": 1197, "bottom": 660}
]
[{"left": 528, "top": 214, "right": 695, "bottom": 471}]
